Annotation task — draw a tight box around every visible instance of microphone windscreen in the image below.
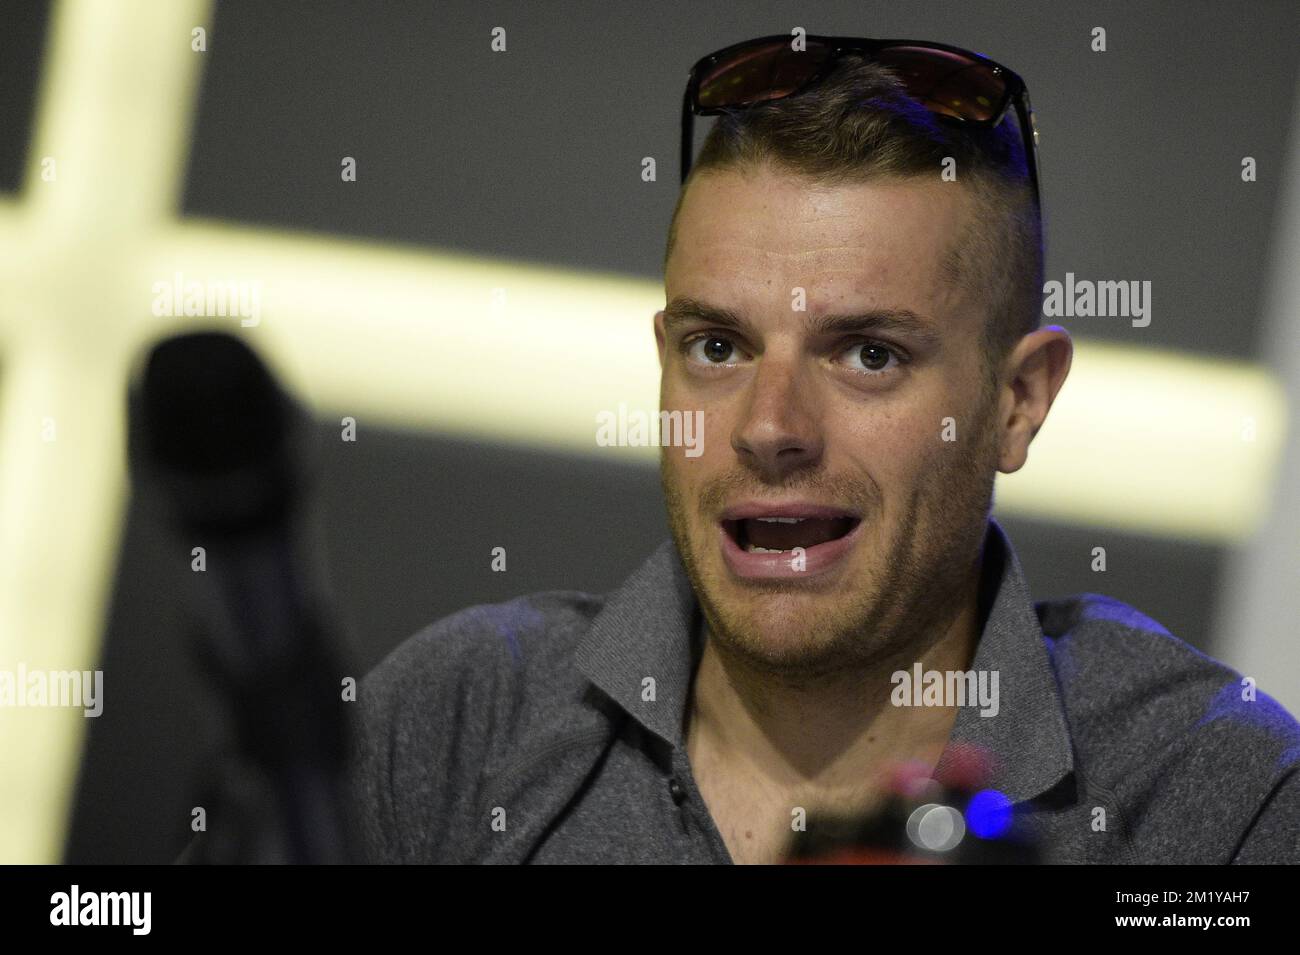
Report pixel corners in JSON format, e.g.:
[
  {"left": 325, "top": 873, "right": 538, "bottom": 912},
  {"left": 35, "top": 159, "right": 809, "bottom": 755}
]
[{"left": 128, "top": 331, "right": 310, "bottom": 534}]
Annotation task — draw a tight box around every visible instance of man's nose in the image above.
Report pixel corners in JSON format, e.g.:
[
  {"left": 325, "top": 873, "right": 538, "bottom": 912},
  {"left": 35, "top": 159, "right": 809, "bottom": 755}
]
[{"left": 730, "top": 353, "right": 824, "bottom": 480}]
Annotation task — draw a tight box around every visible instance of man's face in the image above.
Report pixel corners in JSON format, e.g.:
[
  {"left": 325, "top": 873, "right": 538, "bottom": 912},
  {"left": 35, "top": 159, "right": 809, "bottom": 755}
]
[{"left": 656, "top": 164, "right": 1005, "bottom": 681}]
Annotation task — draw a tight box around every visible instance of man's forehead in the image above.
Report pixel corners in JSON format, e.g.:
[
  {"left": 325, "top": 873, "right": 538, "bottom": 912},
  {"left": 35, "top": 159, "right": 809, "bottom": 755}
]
[
  {"left": 677, "top": 166, "right": 966, "bottom": 239},
  {"left": 667, "top": 169, "right": 975, "bottom": 327},
  {"left": 669, "top": 168, "right": 972, "bottom": 294}
]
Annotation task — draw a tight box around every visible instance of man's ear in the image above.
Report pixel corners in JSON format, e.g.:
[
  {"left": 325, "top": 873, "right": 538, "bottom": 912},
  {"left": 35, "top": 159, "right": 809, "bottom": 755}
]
[
  {"left": 997, "top": 326, "right": 1073, "bottom": 474},
  {"left": 654, "top": 309, "right": 667, "bottom": 370}
]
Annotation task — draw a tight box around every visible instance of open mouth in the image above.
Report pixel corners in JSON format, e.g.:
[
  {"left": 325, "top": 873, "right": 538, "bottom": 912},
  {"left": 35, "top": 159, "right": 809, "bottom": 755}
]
[{"left": 720, "top": 515, "right": 861, "bottom": 554}]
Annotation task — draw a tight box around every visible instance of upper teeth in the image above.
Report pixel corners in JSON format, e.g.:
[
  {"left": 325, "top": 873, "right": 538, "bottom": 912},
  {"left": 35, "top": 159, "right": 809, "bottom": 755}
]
[{"left": 755, "top": 517, "right": 804, "bottom": 523}]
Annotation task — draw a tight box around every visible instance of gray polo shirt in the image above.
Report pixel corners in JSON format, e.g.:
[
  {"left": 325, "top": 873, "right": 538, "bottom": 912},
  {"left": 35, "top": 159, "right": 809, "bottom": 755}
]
[{"left": 347, "top": 517, "right": 1300, "bottom": 864}]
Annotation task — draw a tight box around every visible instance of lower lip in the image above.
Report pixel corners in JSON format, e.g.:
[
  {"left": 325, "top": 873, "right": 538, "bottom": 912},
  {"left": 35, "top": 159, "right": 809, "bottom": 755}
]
[{"left": 717, "top": 519, "right": 863, "bottom": 581}]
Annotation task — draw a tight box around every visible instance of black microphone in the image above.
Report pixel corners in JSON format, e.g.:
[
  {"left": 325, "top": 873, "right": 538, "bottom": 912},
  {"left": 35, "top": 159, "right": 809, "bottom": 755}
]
[{"left": 129, "top": 331, "right": 359, "bottom": 864}]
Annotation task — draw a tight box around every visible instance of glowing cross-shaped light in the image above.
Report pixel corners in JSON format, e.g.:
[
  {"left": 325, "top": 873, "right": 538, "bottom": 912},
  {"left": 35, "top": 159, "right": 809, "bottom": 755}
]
[{"left": 0, "top": 0, "right": 665, "bottom": 863}]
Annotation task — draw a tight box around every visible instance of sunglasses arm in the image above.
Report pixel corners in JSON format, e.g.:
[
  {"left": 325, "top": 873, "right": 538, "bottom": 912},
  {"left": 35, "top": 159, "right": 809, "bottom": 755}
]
[
  {"left": 680, "top": 85, "right": 695, "bottom": 185},
  {"left": 1012, "top": 93, "right": 1042, "bottom": 211}
]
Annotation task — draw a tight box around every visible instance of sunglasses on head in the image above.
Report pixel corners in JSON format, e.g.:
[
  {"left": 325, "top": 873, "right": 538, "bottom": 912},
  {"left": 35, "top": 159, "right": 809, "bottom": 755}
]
[{"left": 680, "top": 34, "right": 1041, "bottom": 209}]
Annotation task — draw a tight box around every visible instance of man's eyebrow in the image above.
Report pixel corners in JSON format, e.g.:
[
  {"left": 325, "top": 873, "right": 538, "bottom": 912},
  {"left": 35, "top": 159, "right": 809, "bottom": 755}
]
[
  {"left": 662, "top": 296, "right": 942, "bottom": 346},
  {"left": 662, "top": 298, "right": 756, "bottom": 337},
  {"left": 808, "top": 310, "right": 942, "bottom": 346}
]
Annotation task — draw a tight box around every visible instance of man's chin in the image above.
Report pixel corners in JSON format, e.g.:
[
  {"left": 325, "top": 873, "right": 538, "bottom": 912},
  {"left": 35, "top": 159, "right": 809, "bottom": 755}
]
[
  {"left": 703, "top": 612, "right": 856, "bottom": 677},
  {"left": 700, "top": 584, "right": 857, "bottom": 659}
]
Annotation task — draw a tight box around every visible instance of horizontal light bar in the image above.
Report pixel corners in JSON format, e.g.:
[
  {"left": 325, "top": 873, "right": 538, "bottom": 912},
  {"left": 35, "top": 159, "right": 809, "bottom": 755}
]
[{"left": 150, "top": 220, "right": 1287, "bottom": 545}]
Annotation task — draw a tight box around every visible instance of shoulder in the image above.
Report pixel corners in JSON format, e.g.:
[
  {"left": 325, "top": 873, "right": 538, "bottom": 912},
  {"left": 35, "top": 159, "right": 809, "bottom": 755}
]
[
  {"left": 358, "top": 588, "right": 612, "bottom": 757},
  {"left": 361, "top": 589, "right": 605, "bottom": 710},
  {"left": 1036, "top": 591, "right": 1300, "bottom": 763},
  {"left": 1036, "top": 591, "right": 1300, "bottom": 860},
  {"left": 1037, "top": 591, "right": 1215, "bottom": 699},
  {"left": 348, "top": 589, "right": 611, "bottom": 862}
]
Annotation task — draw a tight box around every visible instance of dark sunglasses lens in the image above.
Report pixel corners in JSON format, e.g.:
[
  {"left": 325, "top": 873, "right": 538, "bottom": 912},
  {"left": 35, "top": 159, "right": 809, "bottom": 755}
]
[
  {"left": 875, "top": 46, "right": 1008, "bottom": 121},
  {"left": 697, "top": 39, "right": 834, "bottom": 109}
]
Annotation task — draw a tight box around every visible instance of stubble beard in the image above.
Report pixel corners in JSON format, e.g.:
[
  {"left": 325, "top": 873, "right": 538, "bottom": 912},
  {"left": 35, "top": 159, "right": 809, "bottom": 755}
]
[{"left": 660, "top": 390, "right": 1002, "bottom": 690}]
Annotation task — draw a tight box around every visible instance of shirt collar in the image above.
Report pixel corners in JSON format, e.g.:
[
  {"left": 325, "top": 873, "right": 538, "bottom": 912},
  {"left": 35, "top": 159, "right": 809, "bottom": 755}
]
[{"left": 574, "top": 516, "right": 1075, "bottom": 805}]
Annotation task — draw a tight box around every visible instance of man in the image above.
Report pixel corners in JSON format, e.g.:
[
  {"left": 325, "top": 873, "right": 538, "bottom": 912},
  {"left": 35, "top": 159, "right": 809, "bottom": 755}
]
[{"left": 349, "top": 36, "right": 1300, "bottom": 864}]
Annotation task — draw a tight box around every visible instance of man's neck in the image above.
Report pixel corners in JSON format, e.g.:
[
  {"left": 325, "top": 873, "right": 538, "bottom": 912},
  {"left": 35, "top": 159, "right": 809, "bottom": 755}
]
[{"left": 685, "top": 569, "right": 984, "bottom": 810}]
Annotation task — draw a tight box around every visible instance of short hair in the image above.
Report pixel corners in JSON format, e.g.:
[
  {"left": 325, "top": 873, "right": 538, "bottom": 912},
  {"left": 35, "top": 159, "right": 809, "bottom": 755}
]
[{"left": 663, "top": 54, "right": 1042, "bottom": 386}]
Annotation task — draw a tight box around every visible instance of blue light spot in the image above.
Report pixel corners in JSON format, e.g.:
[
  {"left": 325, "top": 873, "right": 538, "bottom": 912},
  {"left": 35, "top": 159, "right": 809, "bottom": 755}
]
[{"left": 966, "top": 789, "right": 1013, "bottom": 839}]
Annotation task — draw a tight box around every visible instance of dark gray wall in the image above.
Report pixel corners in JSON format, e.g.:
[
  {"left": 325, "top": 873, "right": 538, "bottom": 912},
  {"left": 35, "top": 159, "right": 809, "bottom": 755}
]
[{"left": 0, "top": 0, "right": 1285, "bottom": 862}]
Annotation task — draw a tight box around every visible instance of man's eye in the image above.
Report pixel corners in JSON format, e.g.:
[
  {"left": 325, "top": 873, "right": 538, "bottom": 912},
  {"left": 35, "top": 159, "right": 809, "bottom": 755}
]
[
  {"left": 840, "top": 341, "right": 903, "bottom": 375},
  {"left": 684, "top": 335, "right": 740, "bottom": 365}
]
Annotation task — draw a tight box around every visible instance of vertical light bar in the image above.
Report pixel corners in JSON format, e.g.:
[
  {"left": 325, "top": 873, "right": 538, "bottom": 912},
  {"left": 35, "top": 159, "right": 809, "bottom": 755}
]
[
  {"left": 0, "top": 0, "right": 213, "bottom": 864},
  {"left": 1213, "top": 73, "right": 1300, "bottom": 714}
]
